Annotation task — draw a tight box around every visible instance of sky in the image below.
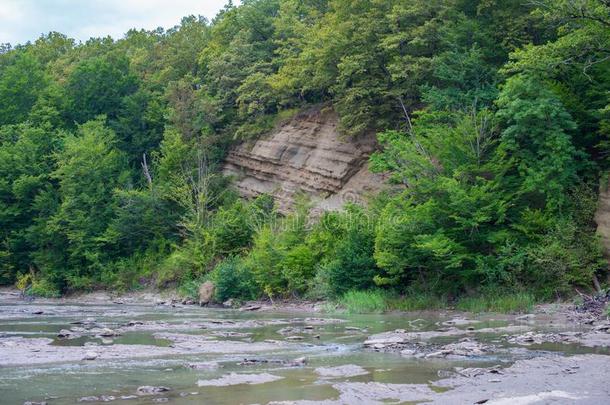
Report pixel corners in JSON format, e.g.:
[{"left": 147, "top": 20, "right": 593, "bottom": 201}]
[{"left": 0, "top": 0, "right": 231, "bottom": 46}]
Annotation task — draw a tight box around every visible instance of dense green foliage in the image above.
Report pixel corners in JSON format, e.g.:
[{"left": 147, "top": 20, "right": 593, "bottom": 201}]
[{"left": 0, "top": 0, "right": 608, "bottom": 306}]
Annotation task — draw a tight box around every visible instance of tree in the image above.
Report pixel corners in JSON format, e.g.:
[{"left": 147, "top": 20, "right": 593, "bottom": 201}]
[
  {"left": 0, "top": 53, "right": 47, "bottom": 125},
  {"left": 48, "top": 118, "right": 128, "bottom": 288},
  {"left": 495, "top": 75, "right": 581, "bottom": 211},
  {"left": 0, "top": 123, "right": 59, "bottom": 283},
  {"left": 66, "top": 54, "right": 138, "bottom": 124},
  {"left": 371, "top": 109, "right": 504, "bottom": 291}
]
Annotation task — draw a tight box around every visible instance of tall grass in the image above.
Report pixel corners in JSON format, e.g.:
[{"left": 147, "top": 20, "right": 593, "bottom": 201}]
[
  {"left": 339, "top": 290, "right": 388, "bottom": 314},
  {"left": 336, "top": 289, "right": 536, "bottom": 314},
  {"left": 456, "top": 292, "right": 535, "bottom": 314},
  {"left": 388, "top": 293, "right": 447, "bottom": 311},
  {"left": 337, "top": 290, "right": 447, "bottom": 314}
]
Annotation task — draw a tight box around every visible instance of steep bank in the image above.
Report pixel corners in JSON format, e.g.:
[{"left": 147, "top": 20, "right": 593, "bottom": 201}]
[{"left": 223, "top": 108, "right": 386, "bottom": 213}]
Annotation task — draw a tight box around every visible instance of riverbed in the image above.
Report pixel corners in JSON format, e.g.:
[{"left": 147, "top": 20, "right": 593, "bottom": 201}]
[{"left": 1, "top": 290, "right": 610, "bottom": 404}]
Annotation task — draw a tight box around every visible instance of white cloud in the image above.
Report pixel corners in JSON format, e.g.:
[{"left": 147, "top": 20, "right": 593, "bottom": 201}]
[{"left": 0, "top": 0, "right": 231, "bottom": 45}]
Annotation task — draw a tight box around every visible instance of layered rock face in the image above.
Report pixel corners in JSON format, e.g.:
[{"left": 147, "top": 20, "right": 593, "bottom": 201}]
[
  {"left": 595, "top": 175, "right": 610, "bottom": 269},
  {"left": 223, "top": 108, "right": 385, "bottom": 213}
]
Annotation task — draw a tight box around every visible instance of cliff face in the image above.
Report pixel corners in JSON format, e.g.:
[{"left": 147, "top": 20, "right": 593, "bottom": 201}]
[
  {"left": 595, "top": 175, "right": 610, "bottom": 269},
  {"left": 223, "top": 108, "right": 385, "bottom": 213}
]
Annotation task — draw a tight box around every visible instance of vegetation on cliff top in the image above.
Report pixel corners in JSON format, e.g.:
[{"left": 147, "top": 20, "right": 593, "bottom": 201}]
[{"left": 0, "top": 0, "right": 608, "bottom": 306}]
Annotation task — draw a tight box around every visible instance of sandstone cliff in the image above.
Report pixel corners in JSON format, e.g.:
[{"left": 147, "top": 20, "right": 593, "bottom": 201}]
[{"left": 223, "top": 108, "right": 385, "bottom": 213}]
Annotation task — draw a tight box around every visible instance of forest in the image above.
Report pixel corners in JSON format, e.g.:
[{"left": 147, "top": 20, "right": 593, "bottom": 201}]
[{"left": 0, "top": 0, "right": 609, "bottom": 309}]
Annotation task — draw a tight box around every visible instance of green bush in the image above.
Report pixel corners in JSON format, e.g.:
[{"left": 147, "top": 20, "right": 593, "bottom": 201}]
[
  {"left": 211, "top": 256, "right": 258, "bottom": 302},
  {"left": 30, "top": 278, "right": 61, "bottom": 298},
  {"left": 305, "top": 205, "right": 380, "bottom": 297},
  {"left": 282, "top": 244, "right": 316, "bottom": 294},
  {"left": 246, "top": 226, "right": 286, "bottom": 297},
  {"left": 102, "top": 249, "right": 164, "bottom": 292},
  {"left": 325, "top": 229, "right": 379, "bottom": 296},
  {"left": 178, "top": 278, "right": 204, "bottom": 300}
]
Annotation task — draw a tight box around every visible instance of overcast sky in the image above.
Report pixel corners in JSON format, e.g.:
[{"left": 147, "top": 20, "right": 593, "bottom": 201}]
[{"left": 0, "top": 0, "right": 232, "bottom": 46}]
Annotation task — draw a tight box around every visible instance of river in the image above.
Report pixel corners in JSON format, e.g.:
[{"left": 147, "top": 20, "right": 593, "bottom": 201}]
[{"left": 1, "top": 290, "right": 610, "bottom": 404}]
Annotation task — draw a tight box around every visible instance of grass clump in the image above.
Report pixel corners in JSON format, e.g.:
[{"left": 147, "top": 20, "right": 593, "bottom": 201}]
[
  {"left": 388, "top": 293, "right": 447, "bottom": 311},
  {"left": 339, "top": 290, "right": 388, "bottom": 314},
  {"left": 456, "top": 292, "right": 535, "bottom": 314}
]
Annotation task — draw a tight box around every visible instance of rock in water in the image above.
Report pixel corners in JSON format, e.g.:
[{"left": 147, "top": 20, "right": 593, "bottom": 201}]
[
  {"left": 186, "top": 361, "right": 220, "bottom": 370},
  {"left": 198, "top": 281, "right": 215, "bottom": 306},
  {"left": 197, "top": 372, "right": 283, "bottom": 387},
  {"left": 77, "top": 397, "right": 99, "bottom": 402},
  {"left": 97, "top": 328, "right": 119, "bottom": 337},
  {"left": 136, "top": 386, "right": 171, "bottom": 396},
  {"left": 285, "top": 357, "right": 308, "bottom": 367},
  {"left": 315, "top": 364, "right": 369, "bottom": 378},
  {"left": 57, "top": 329, "right": 76, "bottom": 339},
  {"left": 82, "top": 351, "right": 98, "bottom": 361}
]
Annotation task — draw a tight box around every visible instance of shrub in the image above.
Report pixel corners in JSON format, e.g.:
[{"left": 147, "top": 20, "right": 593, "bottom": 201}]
[
  {"left": 178, "top": 278, "right": 204, "bottom": 301},
  {"left": 326, "top": 230, "right": 379, "bottom": 297},
  {"left": 211, "top": 256, "right": 258, "bottom": 302},
  {"left": 246, "top": 226, "right": 286, "bottom": 297},
  {"left": 102, "top": 249, "right": 164, "bottom": 292},
  {"left": 30, "top": 277, "right": 61, "bottom": 298},
  {"left": 303, "top": 204, "right": 380, "bottom": 297},
  {"left": 282, "top": 244, "right": 316, "bottom": 294}
]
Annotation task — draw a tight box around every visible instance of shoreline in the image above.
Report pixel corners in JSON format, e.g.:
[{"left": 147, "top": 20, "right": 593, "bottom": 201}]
[{"left": 1, "top": 286, "right": 603, "bottom": 325}]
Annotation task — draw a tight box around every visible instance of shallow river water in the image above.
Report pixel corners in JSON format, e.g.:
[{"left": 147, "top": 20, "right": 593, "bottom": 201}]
[{"left": 1, "top": 293, "right": 609, "bottom": 404}]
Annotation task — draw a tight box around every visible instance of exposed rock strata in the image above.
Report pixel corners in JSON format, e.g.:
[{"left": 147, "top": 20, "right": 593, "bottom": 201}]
[{"left": 223, "top": 108, "right": 385, "bottom": 212}]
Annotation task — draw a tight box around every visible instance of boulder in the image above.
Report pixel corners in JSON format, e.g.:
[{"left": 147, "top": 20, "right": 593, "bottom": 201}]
[{"left": 198, "top": 281, "right": 215, "bottom": 306}]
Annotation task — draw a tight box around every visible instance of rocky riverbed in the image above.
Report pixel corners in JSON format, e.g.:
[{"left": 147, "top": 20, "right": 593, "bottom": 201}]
[{"left": 1, "top": 288, "right": 610, "bottom": 404}]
